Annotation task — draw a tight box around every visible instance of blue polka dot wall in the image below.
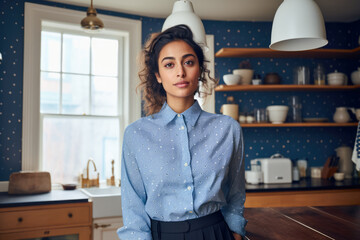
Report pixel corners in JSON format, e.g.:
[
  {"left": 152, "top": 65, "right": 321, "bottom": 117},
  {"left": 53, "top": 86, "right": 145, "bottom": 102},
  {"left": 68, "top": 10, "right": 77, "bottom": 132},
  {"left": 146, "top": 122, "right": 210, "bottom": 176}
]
[{"left": 204, "top": 19, "right": 360, "bottom": 169}]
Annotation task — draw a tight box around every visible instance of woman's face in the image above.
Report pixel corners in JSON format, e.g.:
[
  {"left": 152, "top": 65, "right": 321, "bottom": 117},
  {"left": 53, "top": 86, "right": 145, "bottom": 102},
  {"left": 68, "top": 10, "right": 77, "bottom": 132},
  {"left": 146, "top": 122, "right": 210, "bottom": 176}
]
[{"left": 155, "top": 40, "right": 200, "bottom": 104}]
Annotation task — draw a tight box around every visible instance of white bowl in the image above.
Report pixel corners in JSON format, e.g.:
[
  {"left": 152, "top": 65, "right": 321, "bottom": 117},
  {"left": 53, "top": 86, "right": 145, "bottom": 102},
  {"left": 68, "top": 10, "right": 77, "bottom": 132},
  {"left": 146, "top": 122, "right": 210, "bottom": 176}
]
[
  {"left": 351, "top": 68, "right": 360, "bottom": 85},
  {"left": 223, "top": 74, "right": 241, "bottom": 85},
  {"left": 266, "top": 105, "right": 289, "bottom": 124},
  {"left": 233, "top": 69, "right": 254, "bottom": 85},
  {"left": 334, "top": 172, "right": 345, "bottom": 181}
]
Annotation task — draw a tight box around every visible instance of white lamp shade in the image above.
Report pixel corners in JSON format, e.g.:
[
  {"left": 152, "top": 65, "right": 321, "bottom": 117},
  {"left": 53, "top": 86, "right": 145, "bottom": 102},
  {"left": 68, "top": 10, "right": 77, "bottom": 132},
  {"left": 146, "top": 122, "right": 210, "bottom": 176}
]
[
  {"left": 162, "top": 0, "right": 207, "bottom": 50},
  {"left": 270, "top": 0, "right": 328, "bottom": 51}
]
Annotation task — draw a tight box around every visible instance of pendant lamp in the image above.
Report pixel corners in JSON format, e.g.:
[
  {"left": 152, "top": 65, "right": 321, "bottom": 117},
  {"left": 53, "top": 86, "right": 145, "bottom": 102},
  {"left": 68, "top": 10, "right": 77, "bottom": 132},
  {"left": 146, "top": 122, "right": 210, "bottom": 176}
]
[
  {"left": 80, "top": 0, "right": 104, "bottom": 30},
  {"left": 270, "top": 0, "right": 328, "bottom": 51},
  {"left": 162, "top": 0, "right": 207, "bottom": 51}
]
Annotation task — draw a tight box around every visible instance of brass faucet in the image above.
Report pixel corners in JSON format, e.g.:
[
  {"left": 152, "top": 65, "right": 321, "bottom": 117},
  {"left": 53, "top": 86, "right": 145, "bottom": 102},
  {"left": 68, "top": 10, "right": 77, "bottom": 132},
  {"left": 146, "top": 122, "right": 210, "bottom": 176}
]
[
  {"left": 81, "top": 158, "right": 99, "bottom": 188},
  {"left": 107, "top": 159, "right": 116, "bottom": 186}
]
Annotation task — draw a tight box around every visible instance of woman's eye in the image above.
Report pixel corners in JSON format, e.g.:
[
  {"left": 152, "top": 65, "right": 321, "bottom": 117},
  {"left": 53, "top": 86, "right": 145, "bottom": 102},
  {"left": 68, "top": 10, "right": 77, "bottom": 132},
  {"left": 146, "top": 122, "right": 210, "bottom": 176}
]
[
  {"left": 164, "top": 63, "right": 173, "bottom": 68},
  {"left": 164, "top": 63, "right": 172, "bottom": 68},
  {"left": 185, "top": 60, "right": 194, "bottom": 66}
]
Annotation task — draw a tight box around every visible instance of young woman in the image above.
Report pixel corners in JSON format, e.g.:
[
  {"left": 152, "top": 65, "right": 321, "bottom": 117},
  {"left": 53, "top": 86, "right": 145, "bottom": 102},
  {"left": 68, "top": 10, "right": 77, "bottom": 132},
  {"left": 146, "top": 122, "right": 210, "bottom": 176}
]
[{"left": 117, "top": 25, "right": 246, "bottom": 240}]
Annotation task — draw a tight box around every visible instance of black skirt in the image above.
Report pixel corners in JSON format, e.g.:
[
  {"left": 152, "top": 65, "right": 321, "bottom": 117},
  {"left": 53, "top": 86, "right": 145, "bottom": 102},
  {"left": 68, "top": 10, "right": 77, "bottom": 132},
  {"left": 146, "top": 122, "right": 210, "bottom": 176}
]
[{"left": 151, "top": 211, "right": 235, "bottom": 240}]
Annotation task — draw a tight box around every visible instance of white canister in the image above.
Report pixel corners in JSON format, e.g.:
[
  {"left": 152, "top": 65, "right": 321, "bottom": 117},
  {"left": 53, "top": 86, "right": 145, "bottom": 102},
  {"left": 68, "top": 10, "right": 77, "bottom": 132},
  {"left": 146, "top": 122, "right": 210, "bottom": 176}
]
[
  {"left": 245, "top": 171, "right": 263, "bottom": 184},
  {"left": 220, "top": 104, "right": 239, "bottom": 120}
]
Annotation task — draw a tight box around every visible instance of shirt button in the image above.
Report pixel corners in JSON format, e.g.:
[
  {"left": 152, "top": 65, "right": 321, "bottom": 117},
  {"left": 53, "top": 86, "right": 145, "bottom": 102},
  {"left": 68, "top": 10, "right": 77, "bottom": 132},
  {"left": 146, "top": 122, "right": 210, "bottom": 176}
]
[
  {"left": 187, "top": 186, "right": 191, "bottom": 190},
  {"left": 184, "top": 163, "right": 188, "bottom": 167},
  {"left": 189, "top": 211, "right": 193, "bottom": 213},
  {"left": 180, "top": 126, "right": 185, "bottom": 130},
  {"left": 177, "top": 114, "right": 181, "bottom": 117}
]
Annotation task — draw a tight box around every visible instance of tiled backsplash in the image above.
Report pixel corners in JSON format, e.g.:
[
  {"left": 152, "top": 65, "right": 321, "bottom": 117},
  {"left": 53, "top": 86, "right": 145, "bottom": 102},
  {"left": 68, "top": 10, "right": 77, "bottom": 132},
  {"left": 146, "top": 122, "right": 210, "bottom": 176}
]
[{"left": 0, "top": 0, "right": 359, "bottom": 180}]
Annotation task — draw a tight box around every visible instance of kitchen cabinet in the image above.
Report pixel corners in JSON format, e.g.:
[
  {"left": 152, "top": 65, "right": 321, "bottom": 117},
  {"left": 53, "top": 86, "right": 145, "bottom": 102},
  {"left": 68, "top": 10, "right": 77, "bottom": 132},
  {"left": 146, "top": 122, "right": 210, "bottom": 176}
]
[
  {"left": 93, "top": 216, "right": 123, "bottom": 240},
  {"left": 0, "top": 202, "right": 92, "bottom": 240}
]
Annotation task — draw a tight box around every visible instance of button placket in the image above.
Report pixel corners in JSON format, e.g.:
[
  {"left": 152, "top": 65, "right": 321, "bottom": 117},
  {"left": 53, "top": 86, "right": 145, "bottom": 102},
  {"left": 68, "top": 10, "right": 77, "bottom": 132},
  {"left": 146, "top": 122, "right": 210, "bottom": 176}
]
[{"left": 177, "top": 115, "right": 195, "bottom": 215}]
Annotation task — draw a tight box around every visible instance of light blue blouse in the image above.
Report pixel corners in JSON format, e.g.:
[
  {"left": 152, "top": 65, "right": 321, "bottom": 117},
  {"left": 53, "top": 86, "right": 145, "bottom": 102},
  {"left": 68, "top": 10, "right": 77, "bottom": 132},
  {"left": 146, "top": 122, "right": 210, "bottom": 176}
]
[{"left": 117, "top": 101, "right": 247, "bottom": 240}]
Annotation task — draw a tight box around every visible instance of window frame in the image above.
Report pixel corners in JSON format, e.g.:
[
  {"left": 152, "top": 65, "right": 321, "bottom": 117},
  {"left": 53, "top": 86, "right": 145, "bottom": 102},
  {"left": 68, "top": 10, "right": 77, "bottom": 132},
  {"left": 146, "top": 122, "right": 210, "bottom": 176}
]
[{"left": 22, "top": 3, "right": 141, "bottom": 172}]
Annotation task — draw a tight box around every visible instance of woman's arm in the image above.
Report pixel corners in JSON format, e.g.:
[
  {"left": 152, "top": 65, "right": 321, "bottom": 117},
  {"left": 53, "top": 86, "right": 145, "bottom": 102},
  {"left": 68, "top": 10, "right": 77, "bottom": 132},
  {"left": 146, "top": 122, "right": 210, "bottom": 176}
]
[
  {"left": 117, "top": 130, "right": 152, "bottom": 240},
  {"left": 221, "top": 121, "right": 247, "bottom": 237}
]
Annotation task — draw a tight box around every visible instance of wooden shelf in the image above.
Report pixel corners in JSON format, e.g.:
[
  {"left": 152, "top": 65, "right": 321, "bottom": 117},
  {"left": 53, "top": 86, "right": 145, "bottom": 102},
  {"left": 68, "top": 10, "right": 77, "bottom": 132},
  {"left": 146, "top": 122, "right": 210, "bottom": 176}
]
[
  {"left": 215, "top": 46, "right": 360, "bottom": 58},
  {"left": 241, "top": 122, "right": 358, "bottom": 128},
  {"left": 215, "top": 84, "right": 360, "bottom": 92}
]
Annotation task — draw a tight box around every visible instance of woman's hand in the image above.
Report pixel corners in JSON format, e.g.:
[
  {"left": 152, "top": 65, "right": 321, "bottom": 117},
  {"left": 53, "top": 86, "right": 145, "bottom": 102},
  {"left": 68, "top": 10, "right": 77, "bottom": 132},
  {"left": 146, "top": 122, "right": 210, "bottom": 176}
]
[{"left": 233, "top": 232, "right": 242, "bottom": 240}]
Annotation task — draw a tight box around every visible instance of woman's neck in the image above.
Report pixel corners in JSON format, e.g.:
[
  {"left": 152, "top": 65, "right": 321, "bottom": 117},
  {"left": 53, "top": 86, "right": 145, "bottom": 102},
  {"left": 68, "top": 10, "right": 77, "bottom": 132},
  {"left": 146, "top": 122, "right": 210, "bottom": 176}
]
[{"left": 167, "top": 97, "right": 195, "bottom": 114}]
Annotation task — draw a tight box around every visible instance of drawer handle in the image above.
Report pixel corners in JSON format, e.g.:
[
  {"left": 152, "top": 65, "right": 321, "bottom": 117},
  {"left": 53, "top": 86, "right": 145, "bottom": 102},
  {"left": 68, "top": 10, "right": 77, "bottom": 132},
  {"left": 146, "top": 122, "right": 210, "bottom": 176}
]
[
  {"left": 44, "top": 230, "right": 50, "bottom": 235},
  {"left": 94, "top": 223, "right": 111, "bottom": 229},
  {"left": 68, "top": 213, "right": 73, "bottom": 218},
  {"left": 18, "top": 217, "right": 23, "bottom": 222}
]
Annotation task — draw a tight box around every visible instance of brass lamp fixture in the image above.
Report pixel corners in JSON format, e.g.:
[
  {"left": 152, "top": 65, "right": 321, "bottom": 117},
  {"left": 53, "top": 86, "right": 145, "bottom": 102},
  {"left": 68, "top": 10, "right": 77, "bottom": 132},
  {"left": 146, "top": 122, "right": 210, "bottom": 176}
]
[{"left": 80, "top": 0, "right": 104, "bottom": 30}]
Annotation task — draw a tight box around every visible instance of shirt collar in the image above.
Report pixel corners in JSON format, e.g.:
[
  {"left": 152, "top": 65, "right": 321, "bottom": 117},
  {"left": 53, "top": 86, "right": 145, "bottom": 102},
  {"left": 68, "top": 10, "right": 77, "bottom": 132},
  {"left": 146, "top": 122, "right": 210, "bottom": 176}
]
[{"left": 154, "top": 101, "right": 202, "bottom": 127}]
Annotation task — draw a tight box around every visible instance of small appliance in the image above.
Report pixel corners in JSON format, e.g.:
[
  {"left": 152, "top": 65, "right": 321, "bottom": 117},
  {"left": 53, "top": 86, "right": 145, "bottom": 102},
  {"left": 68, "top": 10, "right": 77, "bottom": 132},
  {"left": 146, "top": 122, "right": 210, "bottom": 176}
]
[{"left": 250, "top": 154, "right": 292, "bottom": 184}]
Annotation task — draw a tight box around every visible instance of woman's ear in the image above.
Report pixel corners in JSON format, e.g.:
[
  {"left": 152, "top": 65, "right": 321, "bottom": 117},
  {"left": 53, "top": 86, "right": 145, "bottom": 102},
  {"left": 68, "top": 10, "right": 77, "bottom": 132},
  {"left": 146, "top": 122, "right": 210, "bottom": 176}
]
[{"left": 155, "top": 73, "right": 162, "bottom": 84}]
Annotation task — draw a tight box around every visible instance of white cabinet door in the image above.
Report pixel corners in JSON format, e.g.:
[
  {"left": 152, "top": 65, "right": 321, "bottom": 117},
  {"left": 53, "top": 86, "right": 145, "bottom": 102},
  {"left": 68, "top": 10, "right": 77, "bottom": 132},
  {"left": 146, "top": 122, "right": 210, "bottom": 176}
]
[{"left": 93, "top": 217, "right": 123, "bottom": 240}]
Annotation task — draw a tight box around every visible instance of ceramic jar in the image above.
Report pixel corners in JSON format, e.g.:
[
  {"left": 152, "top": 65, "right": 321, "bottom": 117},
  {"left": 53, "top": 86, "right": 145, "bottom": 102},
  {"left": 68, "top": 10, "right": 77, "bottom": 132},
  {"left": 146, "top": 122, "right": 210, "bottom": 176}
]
[
  {"left": 220, "top": 104, "right": 239, "bottom": 120},
  {"left": 264, "top": 72, "right": 281, "bottom": 84},
  {"left": 333, "top": 107, "right": 351, "bottom": 123},
  {"left": 327, "top": 70, "right": 348, "bottom": 86}
]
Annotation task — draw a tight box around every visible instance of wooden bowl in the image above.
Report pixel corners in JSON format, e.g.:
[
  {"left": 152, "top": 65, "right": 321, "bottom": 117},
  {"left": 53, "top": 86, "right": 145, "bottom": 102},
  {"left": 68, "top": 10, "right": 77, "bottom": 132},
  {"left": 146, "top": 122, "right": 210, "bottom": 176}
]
[{"left": 62, "top": 184, "right": 77, "bottom": 190}]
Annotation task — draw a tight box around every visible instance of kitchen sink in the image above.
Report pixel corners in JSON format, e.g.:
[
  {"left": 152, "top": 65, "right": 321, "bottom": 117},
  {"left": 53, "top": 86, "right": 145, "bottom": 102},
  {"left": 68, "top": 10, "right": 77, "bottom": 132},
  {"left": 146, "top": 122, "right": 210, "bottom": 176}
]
[
  {"left": 81, "top": 186, "right": 121, "bottom": 197},
  {"left": 80, "top": 186, "right": 122, "bottom": 218}
]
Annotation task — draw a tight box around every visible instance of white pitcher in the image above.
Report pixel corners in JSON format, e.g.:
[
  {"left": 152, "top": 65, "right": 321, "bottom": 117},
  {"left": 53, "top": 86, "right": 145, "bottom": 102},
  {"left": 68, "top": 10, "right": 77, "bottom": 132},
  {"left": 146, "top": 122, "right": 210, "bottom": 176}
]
[
  {"left": 335, "top": 145, "right": 353, "bottom": 178},
  {"left": 333, "top": 107, "right": 351, "bottom": 123}
]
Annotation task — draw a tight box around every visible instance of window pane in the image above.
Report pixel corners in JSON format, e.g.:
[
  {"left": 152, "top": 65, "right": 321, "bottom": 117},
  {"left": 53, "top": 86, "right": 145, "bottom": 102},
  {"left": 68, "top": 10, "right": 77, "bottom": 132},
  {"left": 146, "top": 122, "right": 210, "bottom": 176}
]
[
  {"left": 40, "top": 72, "right": 60, "bottom": 113},
  {"left": 62, "top": 74, "right": 89, "bottom": 115},
  {"left": 62, "top": 34, "right": 90, "bottom": 74},
  {"left": 42, "top": 116, "right": 120, "bottom": 184},
  {"left": 91, "top": 76, "right": 118, "bottom": 116},
  {"left": 92, "top": 38, "right": 118, "bottom": 77},
  {"left": 41, "top": 31, "right": 61, "bottom": 72}
]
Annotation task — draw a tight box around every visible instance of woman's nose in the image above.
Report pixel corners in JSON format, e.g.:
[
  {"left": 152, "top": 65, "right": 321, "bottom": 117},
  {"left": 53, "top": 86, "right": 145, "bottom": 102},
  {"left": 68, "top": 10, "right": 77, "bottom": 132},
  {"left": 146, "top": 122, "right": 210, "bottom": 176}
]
[{"left": 177, "top": 65, "right": 185, "bottom": 77}]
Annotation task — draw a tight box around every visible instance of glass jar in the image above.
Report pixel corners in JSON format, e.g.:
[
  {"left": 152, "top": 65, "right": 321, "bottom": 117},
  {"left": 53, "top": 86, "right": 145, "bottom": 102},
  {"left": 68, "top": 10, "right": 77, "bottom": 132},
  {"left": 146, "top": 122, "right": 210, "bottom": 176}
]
[{"left": 313, "top": 63, "right": 325, "bottom": 85}]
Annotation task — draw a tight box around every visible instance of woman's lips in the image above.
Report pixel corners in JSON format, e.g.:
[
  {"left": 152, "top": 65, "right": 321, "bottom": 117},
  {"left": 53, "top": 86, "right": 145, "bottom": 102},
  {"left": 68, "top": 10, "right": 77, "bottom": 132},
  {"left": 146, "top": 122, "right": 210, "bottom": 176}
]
[{"left": 174, "top": 81, "right": 189, "bottom": 88}]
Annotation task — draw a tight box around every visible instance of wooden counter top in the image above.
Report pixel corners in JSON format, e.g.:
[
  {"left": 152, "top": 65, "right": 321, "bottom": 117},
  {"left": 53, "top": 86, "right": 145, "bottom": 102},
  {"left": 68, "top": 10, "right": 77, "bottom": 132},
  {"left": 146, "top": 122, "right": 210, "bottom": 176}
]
[{"left": 244, "top": 206, "right": 360, "bottom": 240}]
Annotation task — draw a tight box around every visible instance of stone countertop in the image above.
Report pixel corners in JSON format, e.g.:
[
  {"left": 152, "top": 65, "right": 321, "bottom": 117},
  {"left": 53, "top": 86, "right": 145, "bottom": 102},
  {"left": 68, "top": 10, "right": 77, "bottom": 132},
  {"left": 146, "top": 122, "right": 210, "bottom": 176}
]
[
  {"left": 246, "top": 177, "right": 360, "bottom": 192},
  {"left": 0, "top": 189, "right": 89, "bottom": 208}
]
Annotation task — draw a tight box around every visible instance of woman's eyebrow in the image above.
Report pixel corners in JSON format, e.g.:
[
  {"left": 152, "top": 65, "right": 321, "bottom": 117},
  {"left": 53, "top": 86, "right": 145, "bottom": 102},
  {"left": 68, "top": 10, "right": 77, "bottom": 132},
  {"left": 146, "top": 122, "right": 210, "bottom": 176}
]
[
  {"left": 160, "top": 53, "right": 196, "bottom": 63},
  {"left": 161, "top": 56, "right": 175, "bottom": 63}
]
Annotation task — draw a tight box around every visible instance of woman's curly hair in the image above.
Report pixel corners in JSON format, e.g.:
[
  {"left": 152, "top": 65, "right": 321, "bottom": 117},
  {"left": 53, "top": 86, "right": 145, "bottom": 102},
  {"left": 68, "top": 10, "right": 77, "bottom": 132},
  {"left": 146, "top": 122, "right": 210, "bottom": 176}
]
[{"left": 137, "top": 24, "right": 217, "bottom": 116}]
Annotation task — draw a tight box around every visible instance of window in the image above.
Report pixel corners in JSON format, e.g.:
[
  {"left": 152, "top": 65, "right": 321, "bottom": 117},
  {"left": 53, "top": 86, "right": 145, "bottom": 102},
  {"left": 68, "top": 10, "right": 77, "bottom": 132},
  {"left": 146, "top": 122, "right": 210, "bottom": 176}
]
[{"left": 23, "top": 3, "right": 141, "bottom": 185}]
